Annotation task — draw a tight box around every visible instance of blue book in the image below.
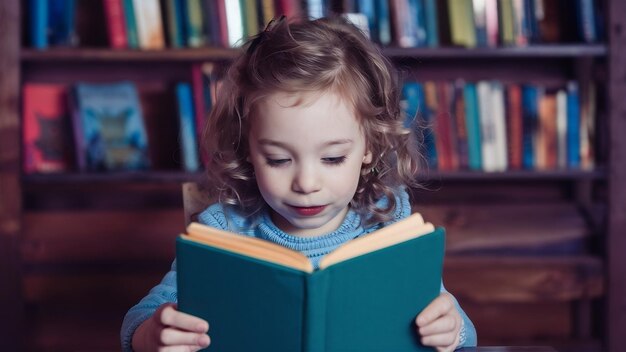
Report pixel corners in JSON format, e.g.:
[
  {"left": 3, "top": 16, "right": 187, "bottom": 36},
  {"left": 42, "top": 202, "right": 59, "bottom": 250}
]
[
  {"left": 357, "top": 0, "right": 378, "bottom": 44},
  {"left": 176, "top": 83, "right": 200, "bottom": 172},
  {"left": 29, "top": 0, "right": 48, "bottom": 49},
  {"left": 463, "top": 83, "right": 482, "bottom": 171},
  {"left": 424, "top": 0, "right": 439, "bottom": 47},
  {"left": 402, "top": 81, "right": 437, "bottom": 169},
  {"left": 71, "top": 82, "right": 150, "bottom": 172},
  {"left": 521, "top": 85, "right": 538, "bottom": 169},
  {"left": 48, "top": 0, "right": 76, "bottom": 46},
  {"left": 524, "top": 0, "right": 540, "bottom": 43},
  {"left": 375, "top": 0, "right": 391, "bottom": 45},
  {"left": 576, "top": 0, "right": 597, "bottom": 43},
  {"left": 122, "top": 0, "right": 140, "bottom": 49},
  {"left": 566, "top": 82, "right": 581, "bottom": 168}
]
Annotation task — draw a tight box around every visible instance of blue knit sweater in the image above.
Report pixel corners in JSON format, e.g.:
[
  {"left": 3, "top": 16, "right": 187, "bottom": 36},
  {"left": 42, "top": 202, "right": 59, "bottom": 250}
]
[{"left": 121, "top": 190, "right": 477, "bottom": 350}]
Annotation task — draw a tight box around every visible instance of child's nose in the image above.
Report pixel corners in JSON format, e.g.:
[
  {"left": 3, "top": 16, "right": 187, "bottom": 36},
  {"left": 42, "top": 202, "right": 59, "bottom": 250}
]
[{"left": 291, "top": 165, "right": 321, "bottom": 194}]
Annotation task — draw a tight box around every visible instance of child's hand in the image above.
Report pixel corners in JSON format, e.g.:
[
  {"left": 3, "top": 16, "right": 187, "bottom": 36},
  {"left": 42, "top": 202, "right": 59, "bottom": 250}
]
[
  {"left": 132, "top": 303, "right": 210, "bottom": 352},
  {"left": 415, "top": 293, "right": 462, "bottom": 352}
]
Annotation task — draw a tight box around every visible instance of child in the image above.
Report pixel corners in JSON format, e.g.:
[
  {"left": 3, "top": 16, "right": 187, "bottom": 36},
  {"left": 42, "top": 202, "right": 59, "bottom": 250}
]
[{"left": 122, "top": 16, "right": 477, "bottom": 351}]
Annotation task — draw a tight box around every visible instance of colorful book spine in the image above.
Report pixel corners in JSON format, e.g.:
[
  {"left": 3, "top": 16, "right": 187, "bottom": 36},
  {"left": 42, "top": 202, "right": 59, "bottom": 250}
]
[
  {"left": 576, "top": 0, "right": 598, "bottom": 43},
  {"left": 423, "top": 0, "right": 439, "bottom": 47},
  {"left": 103, "top": 0, "right": 128, "bottom": 49},
  {"left": 485, "top": 0, "right": 499, "bottom": 47},
  {"left": 448, "top": 0, "right": 476, "bottom": 48},
  {"left": 556, "top": 89, "right": 567, "bottom": 169},
  {"left": 472, "top": 0, "right": 488, "bottom": 47},
  {"left": 566, "top": 82, "right": 581, "bottom": 168},
  {"left": 176, "top": 83, "right": 200, "bottom": 172},
  {"left": 463, "top": 83, "right": 482, "bottom": 171},
  {"left": 132, "top": 0, "right": 166, "bottom": 49},
  {"left": 521, "top": 85, "right": 538, "bottom": 169},
  {"left": 478, "top": 81, "right": 497, "bottom": 172},
  {"left": 122, "top": 0, "right": 140, "bottom": 48},
  {"left": 164, "top": 0, "right": 185, "bottom": 48},
  {"left": 376, "top": 0, "right": 392, "bottom": 45},
  {"left": 186, "top": 0, "right": 206, "bottom": 47},
  {"left": 48, "top": 0, "right": 76, "bottom": 46},
  {"left": 491, "top": 81, "right": 508, "bottom": 171},
  {"left": 258, "top": 0, "right": 276, "bottom": 27},
  {"left": 224, "top": 0, "right": 244, "bottom": 47},
  {"left": 499, "top": 0, "right": 516, "bottom": 46},
  {"left": 29, "top": 0, "right": 48, "bottom": 49},
  {"left": 506, "top": 84, "right": 523, "bottom": 170},
  {"left": 453, "top": 80, "right": 469, "bottom": 169}
]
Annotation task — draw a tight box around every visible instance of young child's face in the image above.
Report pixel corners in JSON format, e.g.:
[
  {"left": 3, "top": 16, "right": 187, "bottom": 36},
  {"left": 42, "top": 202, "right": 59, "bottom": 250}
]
[{"left": 248, "top": 91, "right": 372, "bottom": 237}]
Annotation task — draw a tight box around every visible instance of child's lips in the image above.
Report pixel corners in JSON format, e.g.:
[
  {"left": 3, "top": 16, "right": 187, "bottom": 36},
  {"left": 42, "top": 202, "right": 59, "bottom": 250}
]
[{"left": 290, "top": 205, "right": 326, "bottom": 216}]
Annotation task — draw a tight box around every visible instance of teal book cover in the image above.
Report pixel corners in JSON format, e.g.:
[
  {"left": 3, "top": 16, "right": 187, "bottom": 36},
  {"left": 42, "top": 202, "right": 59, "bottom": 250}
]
[
  {"left": 177, "top": 214, "right": 444, "bottom": 351},
  {"left": 71, "top": 81, "right": 150, "bottom": 171}
]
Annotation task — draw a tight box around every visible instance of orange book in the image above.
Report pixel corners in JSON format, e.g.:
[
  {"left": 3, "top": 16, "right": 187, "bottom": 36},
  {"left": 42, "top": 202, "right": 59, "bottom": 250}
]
[
  {"left": 538, "top": 93, "right": 558, "bottom": 169},
  {"left": 22, "top": 84, "right": 73, "bottom": 173}
]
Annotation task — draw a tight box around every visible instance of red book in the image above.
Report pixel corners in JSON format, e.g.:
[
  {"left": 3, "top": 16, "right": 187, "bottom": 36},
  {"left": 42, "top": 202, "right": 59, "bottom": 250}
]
[
  {"left": 507, "top": 84, "right": 523, "bottom": 169},
  {"left": 103, "top": 0, "right": 128, "bottom": 49},
  {"left": 436, "top": 82, "right": 458, "bottom": 171},
  {"left": 215, "top": 0, "right": 229, "bottom": 47},
  {"left": 22, "top": 84, "right": 73, "bottom": 173},
  {"left": 275, "top": 0, "right": 303, "bottom": 19},
  {"left": 191, "top": 63, "right": 207, "bottom": 145}
]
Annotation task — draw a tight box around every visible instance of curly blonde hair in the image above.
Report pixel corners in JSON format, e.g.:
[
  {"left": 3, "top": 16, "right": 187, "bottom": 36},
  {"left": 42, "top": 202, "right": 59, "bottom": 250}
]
[{"left": 203, "top": 16, "right": 421, "bottom": 225}]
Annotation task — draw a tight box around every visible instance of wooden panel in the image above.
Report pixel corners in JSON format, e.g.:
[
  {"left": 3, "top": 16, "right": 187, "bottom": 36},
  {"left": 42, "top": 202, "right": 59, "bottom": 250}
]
[
  {"left": 22, "top": 209, "right": 183, "bottom": 265},
  {"left": 416, "top": 203, "right": 590, "bottom": 255},
  {"left": 0, "top": 1, "right": 22, "bottom": 350},
  {"left": 608, "top": 0, "right": 626, "bottom": 350},
  {"left": 444, "top": 256, "right": 604, "bottom": 303}
]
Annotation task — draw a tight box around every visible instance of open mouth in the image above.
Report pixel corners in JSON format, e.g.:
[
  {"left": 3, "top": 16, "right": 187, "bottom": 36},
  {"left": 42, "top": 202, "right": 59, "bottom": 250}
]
[{"left": 290, "top": 205, "right": 326, "bottom": 216}]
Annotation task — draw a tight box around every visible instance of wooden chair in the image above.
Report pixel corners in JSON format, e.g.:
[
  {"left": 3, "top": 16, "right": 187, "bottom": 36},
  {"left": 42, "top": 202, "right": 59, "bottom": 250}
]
[{"left": 182, "top": 182, "right": 210, "bottom": 226}]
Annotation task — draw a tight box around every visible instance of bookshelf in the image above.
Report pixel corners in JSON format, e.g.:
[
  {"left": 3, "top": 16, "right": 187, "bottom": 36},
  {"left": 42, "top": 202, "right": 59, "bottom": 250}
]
[{"left": 0, "top": 0, "right": 624, "bottom": 351}]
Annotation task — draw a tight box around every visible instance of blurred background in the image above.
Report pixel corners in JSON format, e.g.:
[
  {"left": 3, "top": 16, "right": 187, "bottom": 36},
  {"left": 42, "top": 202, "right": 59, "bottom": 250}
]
[{"left": 0, "top": 0, "right": 624, "bottom": 351}]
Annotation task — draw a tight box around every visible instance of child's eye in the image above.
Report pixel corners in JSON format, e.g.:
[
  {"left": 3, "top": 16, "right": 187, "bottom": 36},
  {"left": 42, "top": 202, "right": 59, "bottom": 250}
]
[
  {"left": 266, "top": 158, "right": 290, "bottom": 167},
  {"left": 322, "top": 156, "right": 346, "bottom": 165}
]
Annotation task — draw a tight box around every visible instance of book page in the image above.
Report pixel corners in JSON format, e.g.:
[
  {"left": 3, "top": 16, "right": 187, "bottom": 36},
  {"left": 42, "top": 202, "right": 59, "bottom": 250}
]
[
  {"left": 184, "top": 223, "right": 314, "bottom": 273},
  {"left": 319, "top": 213, "right": 435, "bottom": 270}
]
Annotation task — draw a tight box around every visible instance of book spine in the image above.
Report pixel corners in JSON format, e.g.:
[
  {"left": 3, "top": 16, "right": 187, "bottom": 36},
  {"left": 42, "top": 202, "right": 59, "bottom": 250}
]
[
  {"left": 512, "top": 0, "right": 528, "bottom": 46},
  {"left": 48, "top": 0, "right": 77, "bottom": 46},
  {"left": 424, "top": 0, "right": 438, "bottom": 47},
  {"left": 521, "top": 85, "right": 537, "bottom": 169},
  {"left": 577, "top": 0, "right": 597, "bottom": 43},
  {"left": 224, "top": 0, "right": 244, "bottom": 47},
  {"left": 176, "top": 83, "right": 200, "bottom": 172},
  {"left": 463, "top": 82, "right": 482, "bottom": 170},
  {"left": 164, "top": 0, "right": 184, "bottom": 48},
  {"left": 29, "top": 0, "right": 48, "bottom": 49},
  {"left": 454, "top": 80, "right": 469, "bottom": 169},
  {"left": 133, "top": 0, "right": 166, "bottom": 49},
  {"left": 566, "top": 81, "right": 581, "bottom": 168},
  {"left": 191, "top": 63, "right": 207, "bottom": 148},
  {"left": 103, "top": 0, "right": 129, "bottom": 49},
  {"left": 485, "top": 0, "right": 499, "bottom": 47},
  {"left": 302, "top": 272, "right": 330, "bottom": 352},
  {"left": 186, "top": 0, "right": 206, "bottom": 47},
  {"left": 478, "top": 81, "right": 497, "bottom": 172},
  {"left": 556, "top": 89, "right": 567, "bottom": 169},
  {"left": 258, "top": 0, "right": 276, "bottom": 26},
  {"left": 499, "top": 0, "right": 516, "bottom": 46},
  {"left": 68, "top": 86, "right": 86, "bottom": 171},
  {"left": 506, "top": 84, "right": 523, "bottom": 170},
  {"left": 357, "top": 0, "right": 378, "bottom": 44},
  {"left": 473, "top": 0, "right": 488, "bottom": 47},
  {"left": 423, "top": 81, "right": 439, "bottom": 169},
  {"left": 123, "top": 0, "right": 140, "bottom": 48},
  {"left": 375, "top": 0, "right": 392, "bottom": 45},
  {"left": 491, "top": 81, "right": 508, "bottom": 171}
]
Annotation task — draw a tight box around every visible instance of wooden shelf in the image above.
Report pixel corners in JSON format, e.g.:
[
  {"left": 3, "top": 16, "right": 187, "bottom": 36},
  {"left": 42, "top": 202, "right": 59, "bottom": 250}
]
[
  {"left": 20, "top": 44, "right": 607, "bottom": 63},
  {"left": 417, "top": 169, "right": 606, "bottom": 181},
  {"left": 383, "top": 44, "right": 607, "bottom": 59},
  {"left": 21, "top": 47, "right": 240, "bottom": 62}
]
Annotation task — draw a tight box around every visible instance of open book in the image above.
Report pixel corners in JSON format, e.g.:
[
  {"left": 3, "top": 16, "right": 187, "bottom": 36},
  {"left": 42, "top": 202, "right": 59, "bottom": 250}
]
[{"left": 176, "top": 213, "right": 445, "bottom": 352}]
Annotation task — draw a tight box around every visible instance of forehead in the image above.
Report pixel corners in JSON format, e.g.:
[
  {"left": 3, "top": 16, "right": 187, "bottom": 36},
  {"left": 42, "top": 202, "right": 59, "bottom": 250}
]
[{"left": 251, "top": 91, "right": 363, "bottom": 140}]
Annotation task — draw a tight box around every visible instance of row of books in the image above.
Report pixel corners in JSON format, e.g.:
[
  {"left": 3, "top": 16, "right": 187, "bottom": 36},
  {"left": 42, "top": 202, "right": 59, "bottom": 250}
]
[
  {"left": 27, "top": 0, "right": 604, "bottom": 50},
  {"left": 401, "top": 80, "right": 596, "bottom": 172},
  {"left": 22, "top": 73, "right": 215, "bottom": 173}
]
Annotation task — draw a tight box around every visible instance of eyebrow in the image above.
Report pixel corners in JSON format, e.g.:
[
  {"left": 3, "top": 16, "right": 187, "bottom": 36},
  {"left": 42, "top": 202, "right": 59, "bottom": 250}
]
[{"left": 257, "top": 139, "right": 354, "bottom": 148}]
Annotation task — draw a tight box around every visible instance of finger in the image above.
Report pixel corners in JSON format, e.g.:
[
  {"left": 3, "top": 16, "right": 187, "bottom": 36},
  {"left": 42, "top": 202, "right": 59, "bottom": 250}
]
[
  {"left": 416, "top": 294, "right": 454, "bottom": 327},
  {"left": 158, "top": 345, "right": 207, "bottom": 352},
  {"left": 159, "top": 327, "right": 211, "bottom": 347},
  {"left": 159, "top": 305, "right": 210, "bottom": 333},
  {"left": 420, "top": 331, "right": 458, "bottom": 351},
  {"left": 418, "top": 314, "right": 459, "bottom": 336}
]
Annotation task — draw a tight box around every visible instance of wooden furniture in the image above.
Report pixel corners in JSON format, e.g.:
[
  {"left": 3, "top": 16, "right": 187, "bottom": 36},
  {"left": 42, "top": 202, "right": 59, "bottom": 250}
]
[{"left": 0, "top": 1, "right": 624, "bottom": 351}]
